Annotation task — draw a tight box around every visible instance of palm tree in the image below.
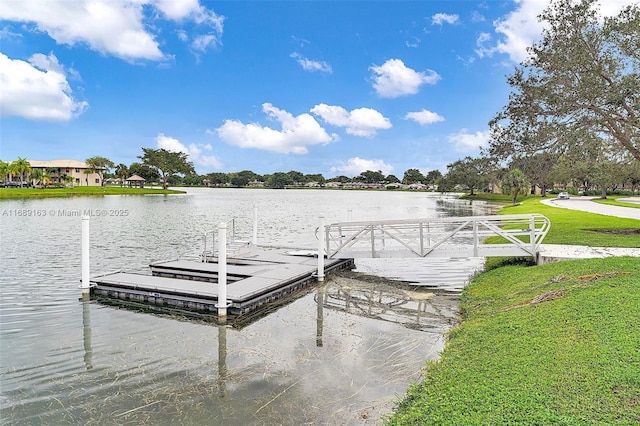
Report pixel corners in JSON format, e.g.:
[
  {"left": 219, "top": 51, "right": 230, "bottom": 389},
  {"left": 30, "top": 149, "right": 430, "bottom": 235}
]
[
  {"left": 501, "top": 168, "right": 531, "bottom": 206},
  {"left": 7, "top": 162, "right": 18, "bottom": 183},
  {"left": 12, "top": 157, "right": 32, "bottom": 184},
  {"left": 84, "top": 168, "right": 92, "bottom": 186},
  {"left": 115, "top": 163, "right": 129, "bottom": 187},
  {"left": 0, "top": 160, "right": 9, "bottom": 185},
  {"left": 63, "top": 174, "right": 74, "bottom": 188},
  {"left": 29, "top": 168, "right": 45, "bottom": 188},
  {"left": 47, "top": 167, "right": 59, "bottom": 186}
]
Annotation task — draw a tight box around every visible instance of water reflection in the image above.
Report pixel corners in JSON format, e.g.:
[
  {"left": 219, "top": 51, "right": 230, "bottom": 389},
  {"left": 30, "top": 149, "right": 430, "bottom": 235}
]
[
  {"left": 81, "top": 295, "right": 93, "bottom": 371},
  {"left": 320, "top": 273, "right": 459, "bottom": 334},
  {"left": 218, "top": 324, "right": 228, "bottom": 398},
  {"left": 0, "top": 189, "right": 501, "bottom": 425},
  {"left": 68, "top": 271, "right": 457, "bottom": 424}
]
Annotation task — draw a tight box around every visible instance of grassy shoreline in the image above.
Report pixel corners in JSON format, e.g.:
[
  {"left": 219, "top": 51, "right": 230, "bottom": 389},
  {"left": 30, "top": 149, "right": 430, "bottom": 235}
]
[
  {"left": 0, "top": 186, "right": 185, "bottom": 199},
  {"left": 387, "top": 195, "right": 640, "bottom": 425}
]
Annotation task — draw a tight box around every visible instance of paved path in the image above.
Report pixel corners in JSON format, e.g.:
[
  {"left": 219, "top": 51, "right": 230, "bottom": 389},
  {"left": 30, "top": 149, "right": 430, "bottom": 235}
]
[
  {"left": 540, "top": 196, "right": 640, "bottom": 220},
  {"left": 537, "top": 196, "right": 640, "bottom": 263}
]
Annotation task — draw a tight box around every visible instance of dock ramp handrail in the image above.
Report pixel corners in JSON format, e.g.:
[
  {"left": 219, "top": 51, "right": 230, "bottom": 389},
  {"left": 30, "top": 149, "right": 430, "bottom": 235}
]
[
  {"left": 201, "top": 217, "right": 252, "bottom": 261},
  {"left": 324, "top": 214, "right": 550, "bottom": 260}
]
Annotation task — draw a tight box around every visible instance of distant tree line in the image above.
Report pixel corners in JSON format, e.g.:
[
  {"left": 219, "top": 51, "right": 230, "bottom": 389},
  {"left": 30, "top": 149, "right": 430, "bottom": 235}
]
[{"left": 104, "top": 162, "right": 446, "bottom": 190}]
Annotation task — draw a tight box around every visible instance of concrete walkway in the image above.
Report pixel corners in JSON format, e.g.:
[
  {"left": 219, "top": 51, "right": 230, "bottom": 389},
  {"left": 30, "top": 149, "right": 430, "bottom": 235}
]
[
  {"left": 540, "top": 196, "right": 640, "bottom": 220},
  {"left": 537, "top": 196, "right": 640, "bottom": 264}
]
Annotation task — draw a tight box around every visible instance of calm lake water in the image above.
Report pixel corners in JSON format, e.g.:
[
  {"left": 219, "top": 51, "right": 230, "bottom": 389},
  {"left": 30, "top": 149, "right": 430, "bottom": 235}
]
[{"left": 0, "top": 188, "right": 500, "bottom": 425}]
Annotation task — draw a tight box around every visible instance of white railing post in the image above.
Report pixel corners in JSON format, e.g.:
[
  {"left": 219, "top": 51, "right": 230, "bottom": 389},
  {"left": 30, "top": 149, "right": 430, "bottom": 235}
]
[
  {"left": 473, "top": 220, "right": 479, "bottom": 257},
  {"left": 317, "top": 216, "right": 325, "bottom": 282},
  {"left": 217, "top": 222, "right": 228, "bottom": 321},
  {"left": 252, "top": 205, "right": 258, "bottom": 246},
  {"left": 530, "top": 215, "right": 536, "bottom": 257},
  {"left": 81, "top": 215, "right": 90, "bottom": 295}
]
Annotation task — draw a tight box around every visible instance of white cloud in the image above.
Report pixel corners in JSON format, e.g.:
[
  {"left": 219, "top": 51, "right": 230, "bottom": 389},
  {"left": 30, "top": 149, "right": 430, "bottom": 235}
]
[
  {"left": 471, "top": 11, "right": 486, "bottom": 23},
  {"left": 488, "top": 0, "right": 636, "bottom": 63},
  {"left": 491, "top": 0, "right": 548, "bottom": 63},
  {"left": 0, "top": 52, "right": 88, "bottom": 121},
  {"left": 432, "top": 13, "right": 459, "bottom": 25},
  {"left": 0, "top": 0, "right": 224, "bottom": 62},
  {"left": 369, "top": 59, "right": 440, "bottom": 98},
  {"left": 156, "top": 133, "right": 223, "bottom": 169},
  {"left": 405, "top": 36, "right": 421, "bottom": 48},
  {"left": 290, "top": 52, "right": 332, "bottom": 73},
  {"left": 404, "top": 109, "right": 445, "bottom": 126},
  {"left": 447, "top": 129, "right": 490, "bottom": 152},
  {"left": 330, "top": 157, "right": 394, "bottom": 177},
  {"left": 311, "top": 104, "right": 392, "bottom": 137},
  {"left": 215, "top": 103, "right": 337, "bottom": 154}
]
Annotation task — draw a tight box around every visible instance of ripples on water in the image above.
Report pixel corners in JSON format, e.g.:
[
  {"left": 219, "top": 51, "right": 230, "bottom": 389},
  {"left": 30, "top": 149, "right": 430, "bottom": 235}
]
[{"left": 0, "top": 189, "right": 501, "bottom": 424}]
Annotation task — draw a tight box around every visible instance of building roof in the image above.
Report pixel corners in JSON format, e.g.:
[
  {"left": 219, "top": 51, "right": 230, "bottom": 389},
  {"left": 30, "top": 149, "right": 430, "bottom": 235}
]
[
  {"left": 28, "top": 159, "right": 95, "bottom": 169},
  {"left": 126, "top": 174, "right": 146, "bottom": 181}
]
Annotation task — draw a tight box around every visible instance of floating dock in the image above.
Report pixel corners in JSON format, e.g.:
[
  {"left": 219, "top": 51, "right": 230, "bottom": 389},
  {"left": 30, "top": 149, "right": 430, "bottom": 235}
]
[{"left": 91, "top": 248, "right": 354, "bottom": 315}]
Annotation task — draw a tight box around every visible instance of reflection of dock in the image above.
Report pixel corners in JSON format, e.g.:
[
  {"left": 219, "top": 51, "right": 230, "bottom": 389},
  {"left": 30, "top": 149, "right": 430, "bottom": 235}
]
[
  {"left": 317, "top": 275, "right": 460, "bottom": 334},
  {"left": 91, "top": 248, "right": 354, "bottom": 314}
]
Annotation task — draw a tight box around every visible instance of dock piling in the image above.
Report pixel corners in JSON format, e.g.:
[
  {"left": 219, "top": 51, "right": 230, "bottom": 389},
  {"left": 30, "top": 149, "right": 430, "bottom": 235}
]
[
  {"left": 81, "top": 215, "right": 90, "bottom": 295},
  {"left": 217, "top": 222, "right": 228, "bottom": 321}
]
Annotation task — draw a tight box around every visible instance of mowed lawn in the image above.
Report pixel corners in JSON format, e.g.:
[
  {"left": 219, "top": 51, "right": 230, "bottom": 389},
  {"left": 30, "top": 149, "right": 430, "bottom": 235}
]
[
  {"left": 0, "top": 186, "right": 184, "bottom": 199},
  {"left": 387, "top": 196, "right": 640, "bottom": 425}
]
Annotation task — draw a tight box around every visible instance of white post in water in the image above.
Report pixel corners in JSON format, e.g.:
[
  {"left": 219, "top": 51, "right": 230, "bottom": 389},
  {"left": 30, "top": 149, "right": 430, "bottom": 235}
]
[
  {"left": 217, "top": 222, "right": 228, "bottom": 321},
  {"left": 317, "top": 216, "right": 325, "bottom": 282},
  {"left": 81, "top": 215, "right": 90, "bottom": 295},
  {"left": 252, "top": 205, "right": 258, "bottom": 246}
]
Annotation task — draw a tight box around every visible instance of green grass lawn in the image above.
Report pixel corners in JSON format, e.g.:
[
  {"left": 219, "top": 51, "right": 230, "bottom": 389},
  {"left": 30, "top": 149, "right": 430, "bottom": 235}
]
[
  {"left": 386, "top": 257, "right": 640, "bottom": 425},
  {"left": 497, "top": 196, "right": 640, "bottom": 247},
  {"left": 387, "top": 195, "right": 640, "bottom": 425},
  {"left": 0, "top": 186, "right": 184, "bottom": 199},
  {"left": 593, "top": 196, "right": 640, "bottom": 209}
]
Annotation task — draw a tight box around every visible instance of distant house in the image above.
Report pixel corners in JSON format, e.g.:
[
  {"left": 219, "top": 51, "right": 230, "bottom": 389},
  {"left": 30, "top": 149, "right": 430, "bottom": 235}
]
[
  {"left": 126, "top": 174, "right": 146, "bottom": 188},
  {"left": 29, "top": 159, "right": 103, "bottom": 187},
  {"left": 408, "top": 183, "right": 427, "bottom": 190}
]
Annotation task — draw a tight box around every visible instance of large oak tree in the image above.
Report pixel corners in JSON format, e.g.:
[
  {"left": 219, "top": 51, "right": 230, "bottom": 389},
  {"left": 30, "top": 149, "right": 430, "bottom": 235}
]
[
  {"left": 139, "top": 148, "right": 194, "bottom": 189},
  {"left": 86, "top": 156, "right": 114, "bottom": 186},
  {"left": 489, "top": 0, "right": 640, "bottom": 162}
]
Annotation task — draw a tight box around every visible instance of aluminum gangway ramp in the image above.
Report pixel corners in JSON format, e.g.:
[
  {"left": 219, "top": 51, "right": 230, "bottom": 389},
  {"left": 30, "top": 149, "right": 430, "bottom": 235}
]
[{"left": 324, "top": 214, "right": 550, "bottom": 260}]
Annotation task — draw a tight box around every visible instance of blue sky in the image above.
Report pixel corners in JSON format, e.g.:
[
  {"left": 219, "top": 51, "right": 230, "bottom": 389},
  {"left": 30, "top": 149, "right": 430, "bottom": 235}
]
[{"left": 0, "top": 0, "right": 633, "bottom": 177}]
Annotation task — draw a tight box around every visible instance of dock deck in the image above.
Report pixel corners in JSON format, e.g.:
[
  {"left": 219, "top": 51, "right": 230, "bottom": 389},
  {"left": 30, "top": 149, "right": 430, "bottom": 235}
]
[{"left": 91, "top": 248, "right": 354, "bottom": 314}]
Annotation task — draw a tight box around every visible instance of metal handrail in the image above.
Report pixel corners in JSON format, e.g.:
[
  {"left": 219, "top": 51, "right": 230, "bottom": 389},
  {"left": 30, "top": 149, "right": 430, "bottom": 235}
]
[
  {"left": 324, "top": 214, "right": 550, "bottom": 260},
  {"left": 201, "top": 217, "right": 252, "bottom": 261},
  {"left": 202, "top": 218, "right": 234, "bottom": 260}
]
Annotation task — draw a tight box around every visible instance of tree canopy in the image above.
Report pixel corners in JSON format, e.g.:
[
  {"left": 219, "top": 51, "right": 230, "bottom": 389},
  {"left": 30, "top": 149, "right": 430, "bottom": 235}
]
[
  {"left": 86, "top": 156, "right": 114, "bottom": 186},
  {"left": 139, "top": 148, "right": 194, "bottom": 189},
  {"left": 402, "top": 168, "right": 425, "bottom": 185},
  {"left": 439, "top": 157, "right": 493, "bottom": 195},
  {"left": 489, "top": 0, "right": 640, "bottom": 162}
]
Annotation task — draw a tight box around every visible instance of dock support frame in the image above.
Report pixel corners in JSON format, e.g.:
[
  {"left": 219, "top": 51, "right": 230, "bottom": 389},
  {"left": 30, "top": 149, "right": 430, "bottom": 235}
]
[{"left": 216, "top": 222, "right": 230, "bottom": 321}]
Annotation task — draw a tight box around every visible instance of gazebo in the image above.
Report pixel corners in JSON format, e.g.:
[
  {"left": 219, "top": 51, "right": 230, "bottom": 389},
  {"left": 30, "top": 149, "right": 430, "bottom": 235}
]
[{"left": 126, "top": 174, "right": 146, "bottom": 188}]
